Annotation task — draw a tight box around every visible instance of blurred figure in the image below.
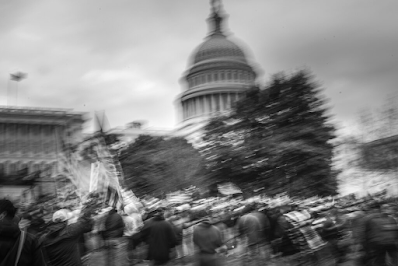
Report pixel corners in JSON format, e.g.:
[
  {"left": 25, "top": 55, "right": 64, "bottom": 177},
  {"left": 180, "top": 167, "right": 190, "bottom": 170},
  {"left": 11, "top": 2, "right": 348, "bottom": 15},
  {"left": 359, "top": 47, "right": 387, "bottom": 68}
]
[
  {"left": 237, "top": 203, "right": 270, "bottom": 266},
  {"left": 40, "top": 208, "right": 93, "bottom": 266},
  {"left": 124, "top": 204, "right": 144, "bottom": 237},
  {"left": 359, "top": 202, "right": 398, "bottom": 266},
  {"left": 103, "top": 208, "right": 126, "bottom": 266},
  {"left": 140, "top": 207, "right": 178, "bottom": 265},
  {"left": 193, "top": 217, "right": 226, "bottom": 266},
  {"left": 124, "top": 204, "right": 145, "bottom": 264},
  {"left": 19, "top": 214, "right": 46, "bottom": 237},
  {"left": 0, "top": 199, "right": 47, "bottom": 266},
  {"left": 319, "top": 210, "right": 344, "bottom": 263},
  {"left": 164, "top": 210, "right": 183, "bottom": 262}
]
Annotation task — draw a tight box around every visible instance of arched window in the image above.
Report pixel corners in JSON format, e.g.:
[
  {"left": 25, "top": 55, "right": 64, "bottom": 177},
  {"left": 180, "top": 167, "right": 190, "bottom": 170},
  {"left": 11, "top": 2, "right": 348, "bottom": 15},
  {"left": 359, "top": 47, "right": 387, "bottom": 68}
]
[
  {"left": 220, "top": 71, "right": 225, "bottom": 81},
  {"left": 214, "top": 72, "right": 219, "bottom": 82},
  {"left": 208, "top": 73, "right": 213, "bottom": 82},
  {"left": 233, "top": 71, "right": 238, "bottom": 81},
  {"left": 227, "top": 71, "right": 232, "bottom": 81}
]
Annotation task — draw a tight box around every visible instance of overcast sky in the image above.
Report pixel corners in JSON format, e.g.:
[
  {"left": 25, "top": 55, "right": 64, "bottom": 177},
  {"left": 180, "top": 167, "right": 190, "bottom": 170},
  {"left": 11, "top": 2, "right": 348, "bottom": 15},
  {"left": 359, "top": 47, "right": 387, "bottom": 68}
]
[{"left": 1, "top": 0, "right": 397, "bottom": 134}]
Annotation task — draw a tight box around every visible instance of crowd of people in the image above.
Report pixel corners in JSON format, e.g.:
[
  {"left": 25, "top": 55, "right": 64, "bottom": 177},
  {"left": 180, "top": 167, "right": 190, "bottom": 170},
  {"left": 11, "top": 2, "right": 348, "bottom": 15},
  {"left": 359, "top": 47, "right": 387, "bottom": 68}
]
[{"left": 1, "top": 193, "right": 398, "bottom": 266}]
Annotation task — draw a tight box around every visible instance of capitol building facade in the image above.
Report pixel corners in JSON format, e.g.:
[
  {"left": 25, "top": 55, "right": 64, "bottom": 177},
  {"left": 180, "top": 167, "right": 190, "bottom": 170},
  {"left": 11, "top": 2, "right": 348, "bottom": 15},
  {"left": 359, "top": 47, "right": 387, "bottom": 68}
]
[{"left": 175, "top": 1, "right": 261, "bottom": 139}]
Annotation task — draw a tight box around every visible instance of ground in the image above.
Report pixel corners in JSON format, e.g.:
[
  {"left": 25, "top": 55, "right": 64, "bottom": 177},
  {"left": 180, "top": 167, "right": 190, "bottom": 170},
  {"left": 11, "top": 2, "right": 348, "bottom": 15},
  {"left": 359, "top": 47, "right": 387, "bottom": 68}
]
[{"left": 87, "top": 249, "right": 356, "bottom": 266}]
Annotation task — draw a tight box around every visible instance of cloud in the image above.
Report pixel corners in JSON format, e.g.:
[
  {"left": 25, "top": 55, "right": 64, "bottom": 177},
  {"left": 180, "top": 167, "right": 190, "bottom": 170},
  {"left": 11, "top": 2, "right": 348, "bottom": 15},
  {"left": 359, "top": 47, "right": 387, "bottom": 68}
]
[{"left": 0, "top": 0, "right": 397, "bottom": 133}]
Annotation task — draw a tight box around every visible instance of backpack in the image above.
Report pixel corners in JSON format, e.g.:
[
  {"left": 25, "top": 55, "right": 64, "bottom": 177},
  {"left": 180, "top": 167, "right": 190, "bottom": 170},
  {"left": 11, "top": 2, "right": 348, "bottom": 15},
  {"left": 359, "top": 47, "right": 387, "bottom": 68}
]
[
  {"left": 0, "top": 230, "right": 26, "bottom": 266},
  {"left": 366, "top": 215, "right": 398, "bottom": 246}
]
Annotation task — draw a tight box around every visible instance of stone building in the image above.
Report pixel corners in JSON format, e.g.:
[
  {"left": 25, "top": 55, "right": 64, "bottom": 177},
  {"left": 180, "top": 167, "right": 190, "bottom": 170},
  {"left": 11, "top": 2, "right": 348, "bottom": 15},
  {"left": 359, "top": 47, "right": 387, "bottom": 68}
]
[
  {"left": 175, "top": 1, "right": 261, "bottom": 140},
  {"left": 0, "top": 106, "right": 86, "bottom": 199}
]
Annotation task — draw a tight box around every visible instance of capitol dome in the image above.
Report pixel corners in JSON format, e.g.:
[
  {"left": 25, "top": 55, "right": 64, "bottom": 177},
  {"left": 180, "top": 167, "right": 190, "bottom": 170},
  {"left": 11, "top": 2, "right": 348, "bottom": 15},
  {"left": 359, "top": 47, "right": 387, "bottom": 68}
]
[
  {"left": 176, "top": 0, "right": 261, "bottom": 132},
  {"left": 193, "top": 34, "right": 247, "bottom": 64}
]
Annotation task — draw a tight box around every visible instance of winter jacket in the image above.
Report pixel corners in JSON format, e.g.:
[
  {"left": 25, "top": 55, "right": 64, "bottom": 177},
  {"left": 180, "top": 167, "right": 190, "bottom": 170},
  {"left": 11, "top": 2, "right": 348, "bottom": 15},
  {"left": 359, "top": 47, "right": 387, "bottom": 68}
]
[
  {"left": 238, "top": 212, "right": 270, "bottom": 246},
  {"left": 140, "top": 215, "right": 178, "bottom": 263},
  {"left": 40, "top": 215, "right": 93, "bottom": 266},
  {"left": 0, "top": 218, "right": 47, "bottom": 266},
  {"left": 363, "top": 213, "right": 398, "bottom": 246},
  {"left": 193, "top": 221, "right": 223, "bottom": 254},
  {"left": 103, "top": 209, "right": 125, "bottom": 239}
]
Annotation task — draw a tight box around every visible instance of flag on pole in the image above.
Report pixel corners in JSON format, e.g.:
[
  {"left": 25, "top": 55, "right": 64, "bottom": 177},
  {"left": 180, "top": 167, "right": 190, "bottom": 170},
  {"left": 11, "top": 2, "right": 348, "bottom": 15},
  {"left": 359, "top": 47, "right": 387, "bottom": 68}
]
[
  {"left": 10, "top": 72, "right": 27, "bottom": 81},
  {"left": 57, "top": 141, "right": 92, "bottom": 199},
  {"left": 89, "top": 136, "right": 124, "bottom": 210},
  {"left": 88, "top": 112, "right": 125, "bottom": 210}
]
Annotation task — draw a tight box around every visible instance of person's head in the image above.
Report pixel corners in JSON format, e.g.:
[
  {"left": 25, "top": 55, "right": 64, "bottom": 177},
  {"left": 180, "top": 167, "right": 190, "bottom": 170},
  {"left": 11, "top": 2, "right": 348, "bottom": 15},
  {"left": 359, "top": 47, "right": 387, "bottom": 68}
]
[
  {"left": 52, "top": 209, "right": 70, "bottom": 223},
  {"left": 279, "top": 204, "right": 291, "bottom": 214},
  {"left": 0, "top": 199, "right": 17, "bottom": 220},
  {"left": 153, "top": 207, "right": 165, "bottom": 219}
]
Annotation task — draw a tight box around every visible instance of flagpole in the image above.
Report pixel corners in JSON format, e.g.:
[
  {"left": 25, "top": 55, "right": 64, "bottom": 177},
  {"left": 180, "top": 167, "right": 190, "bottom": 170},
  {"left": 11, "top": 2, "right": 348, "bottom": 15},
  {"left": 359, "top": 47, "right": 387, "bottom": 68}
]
[
  {"left": 9, "top": 72, "right": 27, "bottom": 107},
  {"left": 16, "top": 81, "right": 19, "bottom": 106},
  {"left": 6, "top": 79, "right": 10, "bottom": 106}
]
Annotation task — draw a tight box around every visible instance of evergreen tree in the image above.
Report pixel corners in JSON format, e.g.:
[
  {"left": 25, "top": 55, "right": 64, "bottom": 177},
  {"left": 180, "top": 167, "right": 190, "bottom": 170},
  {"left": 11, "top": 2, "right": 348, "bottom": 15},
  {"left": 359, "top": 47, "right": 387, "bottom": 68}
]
[
  {"left": 119, "top": 135, "right": 208, "bottom": 197},
  {"left": 201, "top": 70, "right": 338, "bottom": 197}
]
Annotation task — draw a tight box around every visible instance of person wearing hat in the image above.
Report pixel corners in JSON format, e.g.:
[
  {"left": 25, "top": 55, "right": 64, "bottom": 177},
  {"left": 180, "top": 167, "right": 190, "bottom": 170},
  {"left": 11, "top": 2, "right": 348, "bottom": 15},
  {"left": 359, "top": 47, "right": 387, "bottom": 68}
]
[
  {"left": 0, "top": 199, "right": 47, "bottom": 266},
  {"left": 139, "top": 207, "right": 178, "bottom": 265},
  {"left": 39, "top": 207, "right": 94, "bottom": 266},
  {"left": 193, "top": 216, "right": 227, "bottom": 266},
  {"left": 102, "top": 207, "right": 126, "bottom": 266}
]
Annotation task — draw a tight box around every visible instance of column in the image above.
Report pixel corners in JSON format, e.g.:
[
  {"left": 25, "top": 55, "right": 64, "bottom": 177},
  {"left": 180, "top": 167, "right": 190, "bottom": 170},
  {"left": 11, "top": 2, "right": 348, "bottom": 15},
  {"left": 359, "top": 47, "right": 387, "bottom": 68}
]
[
  {"left": 40, "top": 125, "right": 44, "bottom": 154},
  {"left": 15, "top": 124, "right": 19, "bottom": 153},
  {"left": 227, "top": 93, "right": 231, "bottom": 109},
  {"left": 219, "top": 93, "right": 224, "bottom": 111},
  {"left": 188, "top": 100, "right": 191, "bottom": 118},
  {"left": 200, "top": 96, "right": 205, "bottom": 115},
  {"left": 192, "top": 98, "right": 196, "bottom": 117},
  {"left": 0, "top": 124, "right": 4, "bottom": 155},
  {"left": 211, "top": 94, "right": 216, "bottom": 112},
  {"left": 204, "top": 96, "right": 208, "bottom": 115},
  {"left": 182, "top": 102, "right": 185, "bottom": 120},
  {"left": 30, "top": 125, "right": 36, "bottom": 154},
  {"left": 195, "top": 98, "right": 200, "bottom": 116}
]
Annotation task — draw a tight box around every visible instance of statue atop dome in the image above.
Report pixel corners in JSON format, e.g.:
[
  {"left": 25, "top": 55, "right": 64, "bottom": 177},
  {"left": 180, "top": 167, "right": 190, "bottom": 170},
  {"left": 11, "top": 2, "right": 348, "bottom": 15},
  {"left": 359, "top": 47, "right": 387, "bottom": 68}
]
[
  {"left": 211, "top": 0, "right": 222, "bottom": 13},
  {"left": 209, "top": 0, "right": 225, "bottom": 36}
]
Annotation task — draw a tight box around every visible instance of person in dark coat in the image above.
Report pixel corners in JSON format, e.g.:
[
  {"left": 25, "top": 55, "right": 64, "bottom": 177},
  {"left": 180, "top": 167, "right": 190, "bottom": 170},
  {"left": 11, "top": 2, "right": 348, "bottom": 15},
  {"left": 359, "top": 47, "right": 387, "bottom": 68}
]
[
  {"left": 359, "top": 202, "right": 398, "bottom": 266},
  {"left": 40, "top": 208, "right": 93, "bottom": 266},
  {"left": 237, "top": 203, "right": 270, "bottom": 265},
  {"left": 140, "top": 208, "right": 178, "bottom": 265},
  {"left": 193, "top": 217, "right": 226, "bottom": 266},
  {"left": 0, "top": 199, "right": 47, "bottom": 266},
  {"left": 102, "top": 208, "right": 126, "bottom": 266}
]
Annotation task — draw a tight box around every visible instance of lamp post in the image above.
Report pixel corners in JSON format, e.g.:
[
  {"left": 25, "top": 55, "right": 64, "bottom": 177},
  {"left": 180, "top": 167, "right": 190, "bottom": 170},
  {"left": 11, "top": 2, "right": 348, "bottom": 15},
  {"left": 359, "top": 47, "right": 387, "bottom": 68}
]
[{"left": 9, "top": 72, "right": 27, "bottom": 106}]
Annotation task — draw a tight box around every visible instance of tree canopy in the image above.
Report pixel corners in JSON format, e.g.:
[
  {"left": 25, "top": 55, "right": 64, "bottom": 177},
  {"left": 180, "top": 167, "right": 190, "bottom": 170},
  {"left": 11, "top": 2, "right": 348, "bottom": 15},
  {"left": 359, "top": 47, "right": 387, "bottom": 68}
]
[
  {"left": 201, "top": 70, "right": 338, "bottom": 197},
  {"left": 119, "top": 135, "right": 208, "bottom": 197}
]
